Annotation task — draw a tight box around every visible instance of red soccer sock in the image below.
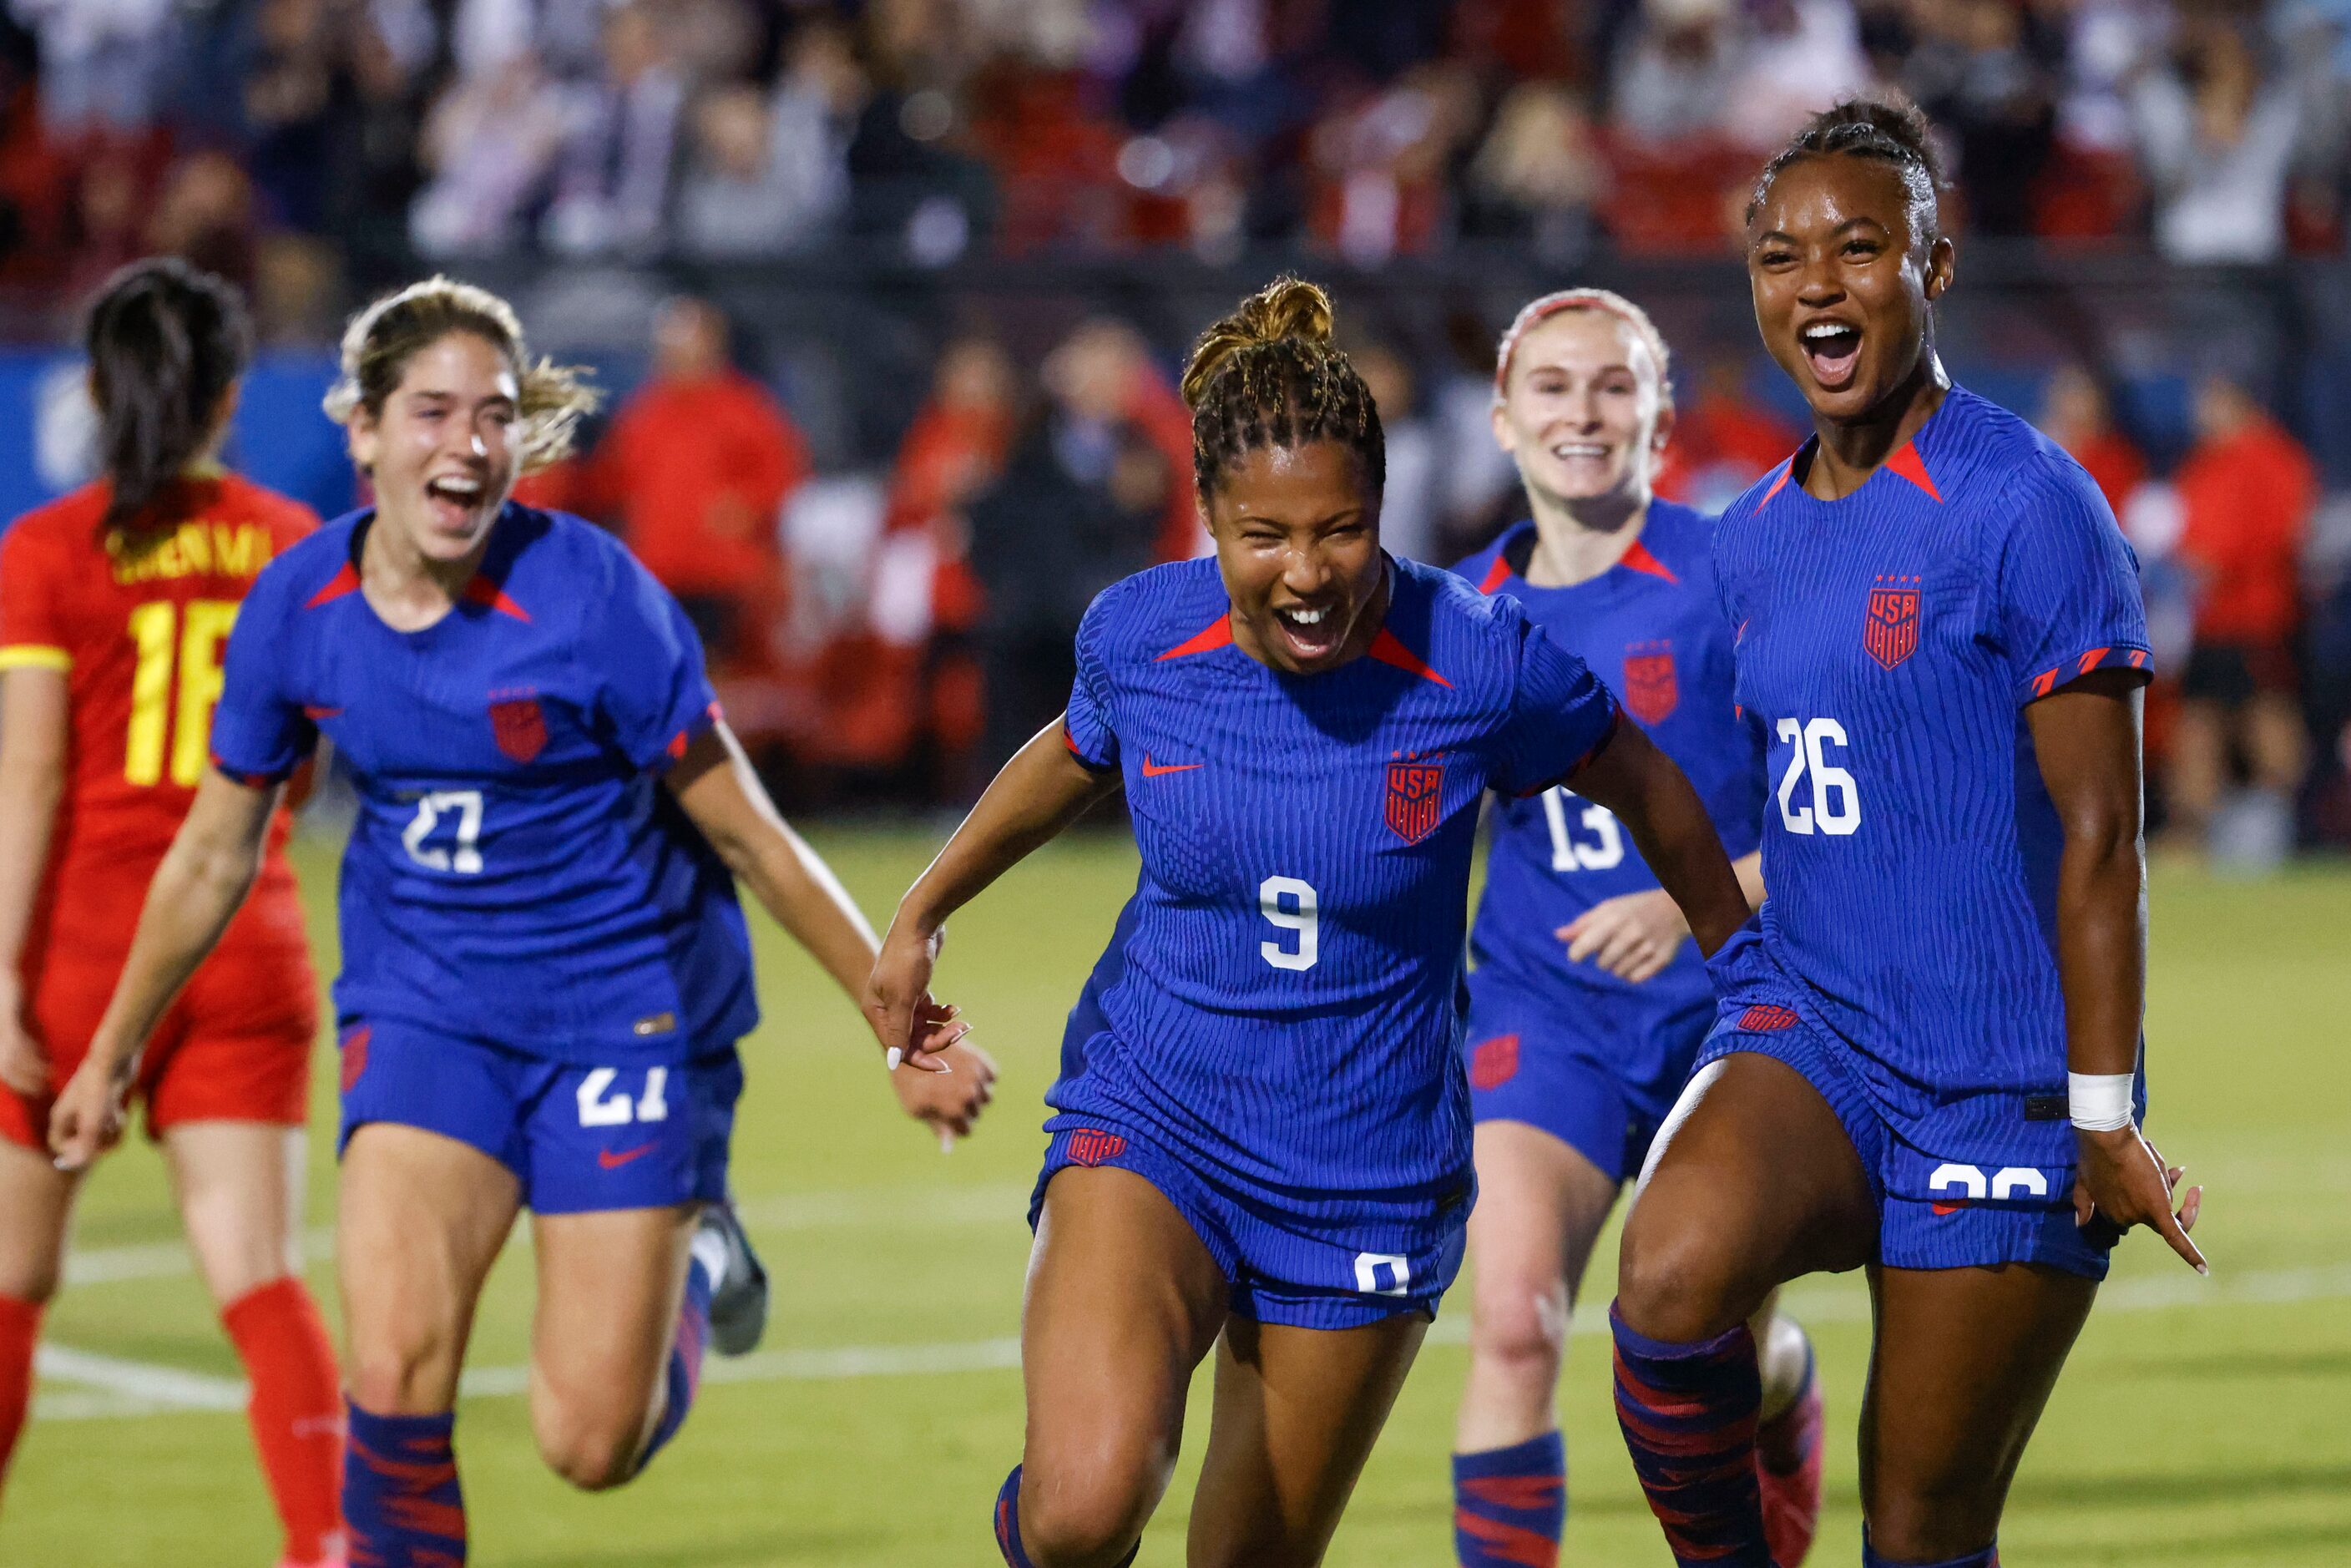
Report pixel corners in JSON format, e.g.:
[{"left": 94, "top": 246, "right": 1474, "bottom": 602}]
[
  {"left": 0, "top": 1292, "right": 41, "bottom": 1500},
  {"left": 222, "top": 1277, "right": 345, "bottom": 1565}
]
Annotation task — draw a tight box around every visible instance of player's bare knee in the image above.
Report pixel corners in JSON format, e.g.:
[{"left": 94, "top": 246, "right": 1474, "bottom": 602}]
[
  {"left": 1016, "top": 1464, "right": 1151, "bottom": 1568},
  {"left": 533, "top": 1401, "right": 644, "bottom": 1493},
  {"left": 1471, "top": 1280, "right": 1568, "bottom": 1383},
  {"left": 1615, "top": 1216, "right": 1752, "bottom": 1343},
  {"left": 343, "top": 1344, "right": 453, "bottom": 1419},
  {"left": 1863, "top": 1485, "right": 2002, "bottom": 1565}
]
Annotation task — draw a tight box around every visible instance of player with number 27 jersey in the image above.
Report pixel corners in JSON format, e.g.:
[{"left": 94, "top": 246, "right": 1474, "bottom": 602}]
[
  {"left": 1709, "top": 386, "right": 2151, "bottom": 1271},
  {"left": 209, "top": 501, "right": 755, "bottom": 1210},
  {"left": 1044, "top": 554, "right": 1620, "bottom": 1323}
]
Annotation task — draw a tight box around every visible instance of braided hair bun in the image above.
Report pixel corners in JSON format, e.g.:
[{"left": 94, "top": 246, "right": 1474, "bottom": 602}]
[{"left": 1181, "top": 276, "right": 1383, "bottom": 499}]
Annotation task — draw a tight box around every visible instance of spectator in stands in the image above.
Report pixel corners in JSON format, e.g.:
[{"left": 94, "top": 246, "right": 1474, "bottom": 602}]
[
  {"left": 409, "top": 49, "right": 569, "bottom": 258},
  {"left": 1611, "top": 0, "right": 1745, "bottom": 147},
  {"left": 2166, "top": 372, "right": 2318, "bottom": 856},
  {"left": 965, "top": 319, "right": 1170, "bottom": 771},
  {"left": 237, "top": 0, "right": 339, "bottom": 235},
  {"left": 1904, "top": 0, "right": 2060, "bottom": 235},
  {"left": 1461, "top": 79, "right": 1604, "bottom": 260},
  {"left": 2130, "top": 17, "right": 2328, "bottom": 265},
  {"left": 146, "top": 149, "right": 259, "bottom": 290},
  {"left": 590, "top": 296, "right": 810, "bottom": 675},
  {"left": 2038, "top": 362, "right": 2144, "bottom": 516},
  {"left": 544, "top": 2, "right": 685, "bottom": 258},
  {"left": 1652, "top": 355, "right": 1802, "bottom": 511},
  {"left": 12, "top": 0, "right": 176, "bottom": 139},
  {"left": 675, "top": 17, "right": 864, "bottom": 260},
  {"left": 317, "top": 12, "right": 429, "bottom": 293},
  {"left": 1037, "top": 316, "right": 1198, "bottom": 561}
]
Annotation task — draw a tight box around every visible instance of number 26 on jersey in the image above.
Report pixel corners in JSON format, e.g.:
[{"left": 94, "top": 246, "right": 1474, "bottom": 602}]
[{"left": 1775, "top": 716, "right": 1860, "bottom": 835}]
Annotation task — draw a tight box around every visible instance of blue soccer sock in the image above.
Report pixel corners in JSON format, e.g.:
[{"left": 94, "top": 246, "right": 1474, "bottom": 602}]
[
  {"left": 343, "top": 1401, "right": 465, "bottom": 1566},
  {"left": 1610, "top": 1304, "right": 1772, "bottom": 1568},
  {"left": 1863, "top": 1541, "right": 1999, "bottom": 1567},
  {"left": 993, "top": 1465, "right": 1139, "bottom": 1568},
  {"left": 633, "top": 1247, "right": 715, "bottom": 1476},
  {"left": 1453, "top": 1431, "right": 1565, "bottom": 1567}
]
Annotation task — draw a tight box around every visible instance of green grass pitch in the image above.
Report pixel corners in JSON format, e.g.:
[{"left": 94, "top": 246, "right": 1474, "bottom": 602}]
[{"left": 3, "top": 828, "right": 2348, "bottom": 1565}]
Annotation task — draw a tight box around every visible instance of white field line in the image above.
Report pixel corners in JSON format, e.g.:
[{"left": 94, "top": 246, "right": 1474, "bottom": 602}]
[
  {"left": 61, "top": 1152, "right": 2345, "bottom": 1290},
  {"left": 33, "top": 1259, "right": 2351, "bottom": 1424},
  {"left": 60, "top": 1181, "right": 1039, "bottom": 1288}
]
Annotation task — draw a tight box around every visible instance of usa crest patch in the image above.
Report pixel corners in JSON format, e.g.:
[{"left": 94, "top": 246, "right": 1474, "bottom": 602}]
[
  {"left": 1065, "top": 1128, "right": 1126, "bottom": 1167},
  {"left": 1385, "top": 756, "right": 1445, "bottom": 844},
  {"left": 488, "top": 693, "right": 548, "bottom": 762},
  {"left": 1621, "top": 640, "right": 1678, "bottom": 724},
  {"left": 1864, "top": 576, "right": 1921, "bottom": 670}
]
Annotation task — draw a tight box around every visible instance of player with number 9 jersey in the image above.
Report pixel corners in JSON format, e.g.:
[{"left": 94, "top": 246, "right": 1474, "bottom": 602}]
[
  {"left": 0, "top": 470, "right": 319, "bottom": 1144},
  {"left": 866, "top": 277, "right": 1754, "bottom": 1568}
]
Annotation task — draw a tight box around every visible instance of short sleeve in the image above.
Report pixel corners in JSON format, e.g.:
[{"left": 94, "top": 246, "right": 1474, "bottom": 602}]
[
  {"left": 1995, "top": 461, "right": 2153, "bottom": 706},
  {"left": 1489, "top": 614, "right": 1621, "bottom": 797},
  {"left": 1061, "top": 589, "right": 1120, "bottom": 771},
  {"left": 0, "top": 521, "right": 72, "bottom": 673},
  {"left": 596, "top": 550, "right": 721, "bottom": 771},
  {"left": 209, "top": 564, "right": 316, "bottom": 784}
]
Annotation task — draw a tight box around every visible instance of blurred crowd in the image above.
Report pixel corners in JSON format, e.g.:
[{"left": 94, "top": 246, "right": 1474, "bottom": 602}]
[
  {"left": 5, "top": 0, "right": 2351, "bottom": 326},
  {"left": 474, "top": 281, "right": 2350, "bottom": 861},
  {"left": 0, "top": 0, "right": 2346, "bottom": 853}
]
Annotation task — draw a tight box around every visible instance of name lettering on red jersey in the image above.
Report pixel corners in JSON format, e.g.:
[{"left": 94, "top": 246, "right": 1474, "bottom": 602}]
[{"left": 107, "top": 520, "right": 277, "bottom": 586}]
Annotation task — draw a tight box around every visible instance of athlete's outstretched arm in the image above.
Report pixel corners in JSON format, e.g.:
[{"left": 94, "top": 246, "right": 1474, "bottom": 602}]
[
  {"left": 1565, "top": 721, "right": 1748, "bottom": 957},
  {"left": 2027, "top": 668, "right": 2205, "bottom": 1273},
  {"left": 667, "top": 720, "right": 993, "bottom": 1141},
  {"left": 0, "top": 666, "right": 68, "bottom": 1096},
  {"left": 866, "top": 717, "right": 1121, "bottom": 1067},
  {"left": 1559, "top": 849, "right": 1765, "bottom": 983},
  {"left": 49, "top": 769, "right": 280, "bottom": 1169}
]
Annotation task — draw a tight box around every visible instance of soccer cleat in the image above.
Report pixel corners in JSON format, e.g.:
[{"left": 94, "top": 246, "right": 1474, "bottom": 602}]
[
  {"left": 1756, "top": 1344, "right": 1824, "bottom": 1568},
  {"left": 693, "top": 1197, "right": 771, "bottom": 1358}
]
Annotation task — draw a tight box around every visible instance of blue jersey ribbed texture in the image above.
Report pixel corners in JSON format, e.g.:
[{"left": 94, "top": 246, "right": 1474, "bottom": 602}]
[
  {"left": 1052, "top": 555, "right": 1620, "bottom": 1211},
  {"left": 1712, "top": 387, "right": 2151, "bottom": 1159},
  {"left": 1453, "top": 499, "right": 1763, "bottom": 1090},
  {"left": 209, "top": 503, "right": 756, "bottom": 1062}
]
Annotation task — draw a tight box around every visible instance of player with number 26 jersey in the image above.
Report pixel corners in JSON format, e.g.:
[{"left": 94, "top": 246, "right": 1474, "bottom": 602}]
[{"left": 1709, "top": 384, "right": 2151, "bottom": 1266}]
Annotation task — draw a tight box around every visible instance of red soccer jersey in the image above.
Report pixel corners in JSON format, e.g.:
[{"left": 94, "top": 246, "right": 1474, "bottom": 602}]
[{"left": 0, "top": 472, "right": 316, "bottom": 957}]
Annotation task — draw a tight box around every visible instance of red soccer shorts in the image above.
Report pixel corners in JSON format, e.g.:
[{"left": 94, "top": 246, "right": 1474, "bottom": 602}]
[{"left": 3, "top": 936, "right": 318, "bottom": 1151}]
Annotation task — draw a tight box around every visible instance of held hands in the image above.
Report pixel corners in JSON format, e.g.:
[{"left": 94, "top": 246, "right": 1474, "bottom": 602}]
[
  {"left": 2074, "top": 1123, "right": 2206, "bottom": 1274},
  {"left": 863, "top": 917, "right": 990, "bottom": 1148},
  {"left": 0, "top": 975, "right": 47, "bottom": 1098},
  {"left": 892, "top": 1039, "right": 999, "bottom": 1151},
  {"left": 1558, "top": 889, "right": 1691, "bottom": 983},
  {"left": 48, "top": 1049, "right": 135, "bottom": 1172}
]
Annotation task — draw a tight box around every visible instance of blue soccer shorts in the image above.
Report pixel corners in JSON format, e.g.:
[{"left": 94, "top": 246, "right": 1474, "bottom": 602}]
[
  {"left": 1691, "top": 1002, "right": 2113, "bottom": 1280},
  {"left": 1029, "top": 1115, "right": 1469, "bottom": 1331},
  {"left": 336, "top": 1016, "right": 742, "bottom": 1215},
  {"left": 1462, "top": 967, "right": 1712, "bottom": 1185}
]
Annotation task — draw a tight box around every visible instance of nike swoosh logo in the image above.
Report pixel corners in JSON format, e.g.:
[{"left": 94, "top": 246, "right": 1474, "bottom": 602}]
[
  {"left": 599, "top": 1143, "right": 657, "bottom": 1170},
  {"left": 1141, "top": 756, "right": 1202, "bottom": 777}
]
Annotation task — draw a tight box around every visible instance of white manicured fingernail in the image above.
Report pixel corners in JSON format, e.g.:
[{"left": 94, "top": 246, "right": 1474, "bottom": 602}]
[
  {"left": 939, "top": 1130, "right": 954, "bottom": 1154},
  {"left": 887, "top": 1047, "right": 902, "bottom": 1070}
]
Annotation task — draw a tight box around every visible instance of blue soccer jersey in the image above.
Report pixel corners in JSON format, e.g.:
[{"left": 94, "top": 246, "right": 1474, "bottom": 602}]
[
  {"left": 1049, "top": 555, "right": 1621, "bottom": 1211},
  {"left": 1452, "top": 503, "right": 1762, "bottom": 1079},
  {"left": 209, "top": 503, "right": 756, "bottom": 1064},
  {"left": 1711, "top": 387, "right": 2151, "bottom": 1163}
]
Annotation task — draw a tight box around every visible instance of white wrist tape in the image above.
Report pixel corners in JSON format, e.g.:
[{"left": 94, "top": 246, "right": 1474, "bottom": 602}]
[{"left": 2068, "top": 1072, "right": 2135, "bottom": 1132}]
